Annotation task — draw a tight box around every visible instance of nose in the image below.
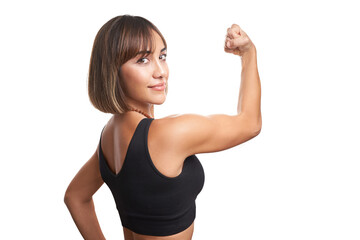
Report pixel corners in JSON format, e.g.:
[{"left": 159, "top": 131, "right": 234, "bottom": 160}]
[{"left": 153, "top": 58, "right": 166, "bottom": 79}]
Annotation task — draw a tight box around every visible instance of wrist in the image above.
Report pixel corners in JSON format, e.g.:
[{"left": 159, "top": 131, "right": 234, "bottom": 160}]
[{"left": 241, "top": 45, "right": 257, "bottom": 65}]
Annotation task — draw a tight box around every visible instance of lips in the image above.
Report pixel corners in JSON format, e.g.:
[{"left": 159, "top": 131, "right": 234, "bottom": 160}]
[{"left": 149, "top": 82, "right": 166, "bottom": 88}]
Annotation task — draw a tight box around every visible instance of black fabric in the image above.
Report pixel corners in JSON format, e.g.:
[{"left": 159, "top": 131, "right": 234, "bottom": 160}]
[{"left": 98, "top": 117, "right": 205, "bottom": 236}]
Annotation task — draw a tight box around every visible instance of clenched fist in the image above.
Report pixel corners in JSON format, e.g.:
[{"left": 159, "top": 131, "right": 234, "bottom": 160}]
[{"left": 224, "top": 24, "right": 255, "bottom": 57}]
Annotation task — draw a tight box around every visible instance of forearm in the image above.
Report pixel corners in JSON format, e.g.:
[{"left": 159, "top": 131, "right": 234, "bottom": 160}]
[
  {"left": 65, "top": 197, "right": 106, "bottom": 240},
  {"left": 237, "top": 45, "right": 262, "bottom": 128}
]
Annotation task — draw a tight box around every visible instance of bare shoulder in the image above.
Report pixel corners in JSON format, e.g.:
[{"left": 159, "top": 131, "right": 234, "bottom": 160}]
[{"left": 151, "top": 113, "right": 261, "bottom": 158}]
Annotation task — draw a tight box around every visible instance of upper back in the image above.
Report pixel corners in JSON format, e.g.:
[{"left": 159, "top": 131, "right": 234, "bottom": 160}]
[
  {"left": 100, "top": 114, "right": 191, "bottom": 178},
  {"left": 98, "top": 115, "right": 205, "bottom": 236}
]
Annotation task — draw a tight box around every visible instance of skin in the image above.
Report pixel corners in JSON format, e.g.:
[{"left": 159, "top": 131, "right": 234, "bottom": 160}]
[
  {"left": 119, "top": 30, "right": 169, "bottom": 118},
  {"left": 64, "top": 24, "right": 261, "bottom": 240}
]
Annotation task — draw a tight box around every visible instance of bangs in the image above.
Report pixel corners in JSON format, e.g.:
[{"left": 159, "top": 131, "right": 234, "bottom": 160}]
[
  {"left": 133, "top": 29, "right": 157, "bottom": 57},
  {"left": 121, "top": 22, "right": 165, "bottom": 63}
]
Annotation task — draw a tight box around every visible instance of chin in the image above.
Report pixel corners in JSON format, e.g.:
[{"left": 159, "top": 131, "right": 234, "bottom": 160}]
[{"left": 152, "top": 95, "right": 167, "bottom": 105}]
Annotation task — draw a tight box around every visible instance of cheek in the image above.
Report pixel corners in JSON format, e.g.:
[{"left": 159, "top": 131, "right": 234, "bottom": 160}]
[
  {"left": 123, "top": 66, "right": 147, "bottom": 82},
  {"left": 132, "top": 72, "right": 150, "bottom": 91},
  {"left": 164, "top": 63, "right": 169, "bottom": 77},
  {"left": 122, "top": 68, "right": 150, "bottom": 94}
]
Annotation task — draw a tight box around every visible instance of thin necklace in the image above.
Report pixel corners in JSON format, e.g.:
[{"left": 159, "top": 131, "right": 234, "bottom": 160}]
[{"left": 128, "top": 107, "right": 152, "bottom": 119}]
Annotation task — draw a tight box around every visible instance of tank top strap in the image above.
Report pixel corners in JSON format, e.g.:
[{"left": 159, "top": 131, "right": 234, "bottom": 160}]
[{"left": 124, "top": 118, "right": 154, "bottom": 167}]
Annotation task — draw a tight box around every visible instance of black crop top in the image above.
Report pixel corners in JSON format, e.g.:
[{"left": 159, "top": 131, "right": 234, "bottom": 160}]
[{"left": 98, "top": 118, "right": 205, "bottom": 236}]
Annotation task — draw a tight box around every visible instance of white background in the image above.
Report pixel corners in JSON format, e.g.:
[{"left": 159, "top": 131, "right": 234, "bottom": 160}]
[{"left": 1, "top": 0, "right": 359, "bottom": 239}]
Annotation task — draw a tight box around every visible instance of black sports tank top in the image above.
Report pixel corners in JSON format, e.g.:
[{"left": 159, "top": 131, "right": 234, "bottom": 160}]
[{"left": 98, "top": 118, "right": 205, "bottom": 236}]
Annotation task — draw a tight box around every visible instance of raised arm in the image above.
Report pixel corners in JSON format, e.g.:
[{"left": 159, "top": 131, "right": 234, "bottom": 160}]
[
  {"left": 64, "top": 145, "right": 106, "bottom": 240},
  {"left": 226, "top": 24, "right": 261, "bottom": 122},
  {"left": 152, "top": 24, "right": 261, "bottom": 157}
]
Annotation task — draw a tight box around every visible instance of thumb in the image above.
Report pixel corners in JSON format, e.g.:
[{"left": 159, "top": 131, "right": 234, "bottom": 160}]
[
  {"left": 226, "top": 39, "right": 233, "bottom": 48},
  {"left": 227, "top": 37, "right": 247, "bottom": 49}
]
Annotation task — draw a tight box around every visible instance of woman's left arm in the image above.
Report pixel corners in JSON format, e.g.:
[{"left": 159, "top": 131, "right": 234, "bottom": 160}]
[{"left": 64, "top": 145, "right": 106, "bottom": 240}]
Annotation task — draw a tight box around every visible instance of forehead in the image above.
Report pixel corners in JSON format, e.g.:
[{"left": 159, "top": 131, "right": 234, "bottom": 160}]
[
  {"left": 129, "top": 29, "right": 166, "bottom": 60},
  {"left": 149, "top": 30, "right": 165, "bottom": 50}
]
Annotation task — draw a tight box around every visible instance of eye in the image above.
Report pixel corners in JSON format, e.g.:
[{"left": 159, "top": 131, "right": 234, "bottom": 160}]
[
  {"left": 160, "top": 53, "right": 167, "bottom": 61},
  {"left": 137, "top": 57, "right": 149, "bottom": 64}
]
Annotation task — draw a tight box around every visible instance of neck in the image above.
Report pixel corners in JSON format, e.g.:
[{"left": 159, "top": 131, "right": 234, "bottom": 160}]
[
  {"left": 123, "top": 97, "right": 155, "bottom": 118},
  {"left": 128, "top": 104, "right": 154, "bottom": 118}
]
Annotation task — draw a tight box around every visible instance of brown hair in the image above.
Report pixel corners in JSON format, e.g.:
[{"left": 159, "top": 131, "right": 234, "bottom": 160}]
[{"left": 87, "top": 14, "right": 168, "bottom": 114}]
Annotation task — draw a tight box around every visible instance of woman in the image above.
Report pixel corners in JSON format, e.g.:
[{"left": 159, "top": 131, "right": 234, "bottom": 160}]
[{"left": 64, "top": 14, "right": 261, "bottom": 240}]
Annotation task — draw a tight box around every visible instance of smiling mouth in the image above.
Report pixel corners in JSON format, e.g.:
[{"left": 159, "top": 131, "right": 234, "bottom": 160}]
[
  {"left": 149, "top": 83, "right": 166, "bottom": 90},
  {"left": 149, "top": 83, "right": 166, "bottom": 88}
]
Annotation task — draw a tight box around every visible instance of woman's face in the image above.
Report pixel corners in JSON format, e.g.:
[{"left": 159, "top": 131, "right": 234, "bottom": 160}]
[{"left": 120, "top": 30, "right": 169, "bottom": 109}]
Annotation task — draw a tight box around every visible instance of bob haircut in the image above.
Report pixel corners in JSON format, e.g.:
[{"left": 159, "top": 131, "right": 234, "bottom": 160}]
[{"left": 88, "top": 14, "right": 168, "bottom": 114}]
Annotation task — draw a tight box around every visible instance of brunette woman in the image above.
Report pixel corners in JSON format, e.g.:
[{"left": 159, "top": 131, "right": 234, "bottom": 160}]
[{"left": 64, "top": 14, "right": 261, "bottom": 240}]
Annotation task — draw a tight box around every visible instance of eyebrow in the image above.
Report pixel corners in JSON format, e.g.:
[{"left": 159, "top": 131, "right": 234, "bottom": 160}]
[{"left": 136, "top": 47, "right": 167, "bottom": 56}]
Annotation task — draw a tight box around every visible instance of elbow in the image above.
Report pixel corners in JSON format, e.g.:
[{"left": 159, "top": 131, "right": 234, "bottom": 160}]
[
  {"left": 255, "top": 119, "right": 262, "bottom": 134},
  {"left": 255, "top": 114, "right": 262, "bottom": 131},
  {"left": 253, "top": 126, "right": 261, "bottom": 136},
  {"left": 252, "top": 118, "right": 262, "bottom": 136},
  {"left": 64, "top": 190, "right": 92, "bottom": 206},
  {"left": 64, "top": 191, "right": 72, "bottom": 206},
  {"left": 242, "top": 112, "right": 262, "bottom": 135},
  {"left": 64, "top": 189, "right": 77, "bottom": 206},
  {"left": 64, "top": 193, "right": 82, "bottom": 208}
]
